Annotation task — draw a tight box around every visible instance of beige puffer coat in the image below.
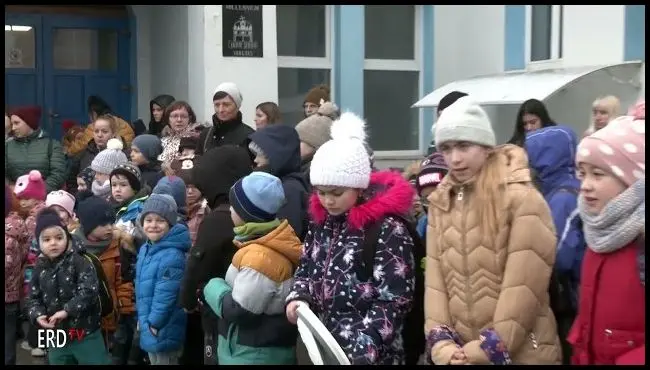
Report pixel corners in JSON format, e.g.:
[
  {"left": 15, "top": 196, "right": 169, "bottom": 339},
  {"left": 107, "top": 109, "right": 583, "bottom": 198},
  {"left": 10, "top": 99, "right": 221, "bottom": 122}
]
[{"left": 425, "top": 145, "right": 562, "bottom": 365}]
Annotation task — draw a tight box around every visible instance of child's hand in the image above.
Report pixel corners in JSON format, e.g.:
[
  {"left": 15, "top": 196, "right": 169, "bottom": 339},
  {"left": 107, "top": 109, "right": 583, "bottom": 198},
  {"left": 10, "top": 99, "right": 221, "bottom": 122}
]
[
  {"left": 286, "top": 300, "right": 307, "bottom": 325},
  {"left": 450, "top": 349, "right": 467, "bottom": 365},
  {"left": 37, "top": 315, "right": 54, "bottom": 329},
  {"left": 48, "top": 310, "right": 68, "bottom": 326}
]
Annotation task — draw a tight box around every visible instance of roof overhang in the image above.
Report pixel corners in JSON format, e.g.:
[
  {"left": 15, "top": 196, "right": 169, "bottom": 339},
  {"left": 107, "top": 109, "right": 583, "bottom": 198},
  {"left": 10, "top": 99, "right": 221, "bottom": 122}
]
[{"left": 413, "top": 61, "right": 644, "bottom": 108}]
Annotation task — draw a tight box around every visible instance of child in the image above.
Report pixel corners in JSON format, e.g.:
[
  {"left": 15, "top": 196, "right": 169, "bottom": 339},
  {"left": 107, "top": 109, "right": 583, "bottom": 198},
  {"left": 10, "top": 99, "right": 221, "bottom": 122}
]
[
  {"left": 135, "top": 194, "right": 191, "bottom": 365},
  {"left": 91, "top": 138, "right": 129, "bottom": 201},
  {"left": 25, "top": 208, "right": 111, "bottom": 365},
  {"left": 5, "top": 185, "right": 28, "bottom": 365},
  {"left": 130, "top": 134, "right": 165, "bottom": 188},
  {"left": 152, "top": 176, "right": 187, "bottom": 222},
  {"left": 293, "top": 101, "right": 338, "bottom": 182},
  {"left": 203, "top": 172, "right": 302, "bottom": 365},
  {"left": 45, "top": 190, "right": 80, "bottom": 233},
  {"left": 414, "top": 153, "right": 448, "bottom": 239},
  {"left": 168, "top": 137, "right": 199, "bottom": 177},
  {"left": 76, "top": 167, "right": 95, "bottom": 194},
  {"left": 109, "top": 162, "right": 150, "bottom": 364},
  {"left": 568, "top": 113, "right": 645, "bottom": 365},
  {"left": 176, "top": 159, "right": 208, "bottom": 246},
  {"left": 71, "top": 193, "right": 136, "bottom": 349},
  {"left": 424, "top": 97, "right": 560, "bottom": 365},
  {"left": 14, "top": 170, "right": 48, "bottom": 357},
  {"left": 284, "top": 112, "right": 417, "bottom": 365}
]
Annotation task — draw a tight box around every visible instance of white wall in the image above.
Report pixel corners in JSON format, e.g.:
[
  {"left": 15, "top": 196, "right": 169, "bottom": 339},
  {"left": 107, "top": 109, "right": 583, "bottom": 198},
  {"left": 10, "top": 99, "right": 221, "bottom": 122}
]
[
  {"left": 199, "top": 5, "right": 278, "bottom": 127},
  {"left": 433, "top": 5, "right": 505, "bottom": 88},
  {"left": 130, "top": 5, "right": 152, "bottom": 121},
  {"left": 561, "top": 5, "right": 626, "bottom": 68}
]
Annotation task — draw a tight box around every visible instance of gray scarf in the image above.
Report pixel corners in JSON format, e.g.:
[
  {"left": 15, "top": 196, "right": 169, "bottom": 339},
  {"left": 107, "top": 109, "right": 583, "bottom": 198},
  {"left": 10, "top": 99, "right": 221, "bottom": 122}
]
[
  {"left": 578, "top": 178, "right": 645, "bottom": 254},
  {"left": 92, "top": 179, "right": 111, "bottom": 199}
]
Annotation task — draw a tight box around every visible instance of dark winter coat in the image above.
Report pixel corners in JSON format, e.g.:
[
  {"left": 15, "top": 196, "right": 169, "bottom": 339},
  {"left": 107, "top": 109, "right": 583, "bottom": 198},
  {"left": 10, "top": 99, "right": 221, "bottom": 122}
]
[
  {"left": 148, "top": 95, "right": 176, "bottom": 137},
  {"left": 138, "top": 161, "right": 164, "bottom": 190},
  {"left": 196, "top": 112, "right": 254, "bottom": 155},
  {"left": 25, "top": 237, "right": 102, "bottom": 335},
  {"left": 287, "top": 171, "right": 416, "bottom": 365},
  {"left": 179, "top": 146, "right": 253, "bottom": 311},
  {"left": 249, "top": 125, "right": 310, "bottom": 239}
]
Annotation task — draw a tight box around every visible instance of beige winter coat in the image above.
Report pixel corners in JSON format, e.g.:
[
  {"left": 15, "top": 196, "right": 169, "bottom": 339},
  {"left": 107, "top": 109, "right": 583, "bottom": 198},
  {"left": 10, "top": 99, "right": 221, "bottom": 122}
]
[{"left": 425, "top": 144, "right": 562, "bottom": 365}]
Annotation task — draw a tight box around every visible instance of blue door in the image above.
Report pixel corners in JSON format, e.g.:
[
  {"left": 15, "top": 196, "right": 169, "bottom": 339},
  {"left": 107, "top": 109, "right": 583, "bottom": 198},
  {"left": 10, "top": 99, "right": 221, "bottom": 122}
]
[{"left": 5, "top": 12, "right": 131, "bottom": 140}]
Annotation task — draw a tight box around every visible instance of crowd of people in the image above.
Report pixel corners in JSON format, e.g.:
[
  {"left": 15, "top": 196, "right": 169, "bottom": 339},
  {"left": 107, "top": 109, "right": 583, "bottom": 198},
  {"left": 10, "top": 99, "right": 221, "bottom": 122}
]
[{"left": 4, "top": 79, "right": 645, "bottom": 366}]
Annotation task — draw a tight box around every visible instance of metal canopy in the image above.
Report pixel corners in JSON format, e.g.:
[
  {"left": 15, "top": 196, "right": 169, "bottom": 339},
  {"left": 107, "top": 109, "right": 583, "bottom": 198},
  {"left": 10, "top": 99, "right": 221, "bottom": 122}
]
[{"left": 413, "top": 62, "right": 644, "bottom": 108}]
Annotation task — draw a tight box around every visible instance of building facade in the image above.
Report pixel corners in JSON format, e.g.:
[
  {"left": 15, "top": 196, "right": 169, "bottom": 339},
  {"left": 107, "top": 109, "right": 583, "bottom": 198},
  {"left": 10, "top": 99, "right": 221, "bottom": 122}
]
[{"left": 5, "top": 5, "right": 645, "bottom": 164}]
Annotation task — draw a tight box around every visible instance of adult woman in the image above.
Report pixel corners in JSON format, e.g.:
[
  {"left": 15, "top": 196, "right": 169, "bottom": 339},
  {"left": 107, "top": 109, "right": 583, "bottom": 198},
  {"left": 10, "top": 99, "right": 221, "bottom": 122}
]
[
  {"left": 158, "top": 101, "right": 204, "bottom": 166},
  {"left": 66, "top": 114, "right": 124, "bottom": 193},
  {"left": 584, "top": 95, "right": 621, "bottom": 136},
  {"left": 5, "top": 106, "right": 66, "bottom": 192},
  {"left": 425, "top": 97, "right": 561, "bottom": 365},
  {"left": 254, "top": 102, "right": 281, "bottom": 130},
  {"left": 508, "top": 99, "right": 557, "bottom": 147},
  {"left": 82, "top": 95, "right": 135, "bottom": 147},
  {"left": 148, "top": 94, "right": 176, "bottom": 137}
]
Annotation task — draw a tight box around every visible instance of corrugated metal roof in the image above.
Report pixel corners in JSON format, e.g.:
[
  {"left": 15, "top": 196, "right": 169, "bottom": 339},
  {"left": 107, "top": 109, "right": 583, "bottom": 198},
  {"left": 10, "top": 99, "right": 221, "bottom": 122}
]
[{"left": 412, "top": 62, "right": 642, "bottom": 108}]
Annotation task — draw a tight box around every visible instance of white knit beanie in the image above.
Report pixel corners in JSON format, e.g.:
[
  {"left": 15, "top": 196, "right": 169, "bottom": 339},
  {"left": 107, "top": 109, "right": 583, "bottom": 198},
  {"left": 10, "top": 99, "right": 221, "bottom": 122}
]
[
  {"left": 434, "top": 96, "right": 496, "bottom": 148},
  {"left": 310, "top": 112, "right": 371, "bottom": 189},
  {"left": 214, "top": 82, "right": 243, "bottom": 109}
]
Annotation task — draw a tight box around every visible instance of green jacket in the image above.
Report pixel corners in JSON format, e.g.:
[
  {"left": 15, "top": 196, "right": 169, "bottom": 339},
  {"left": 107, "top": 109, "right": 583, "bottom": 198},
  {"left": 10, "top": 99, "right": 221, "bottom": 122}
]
[{"left": 5, "top": 129, "right": 66, "bottom": 192}]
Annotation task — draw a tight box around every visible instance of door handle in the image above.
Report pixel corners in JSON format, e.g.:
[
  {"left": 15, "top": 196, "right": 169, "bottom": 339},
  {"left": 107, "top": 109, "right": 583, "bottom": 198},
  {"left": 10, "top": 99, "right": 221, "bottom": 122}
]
[{"left": 49, "top": 110, "right": 59, "bottom": 119}]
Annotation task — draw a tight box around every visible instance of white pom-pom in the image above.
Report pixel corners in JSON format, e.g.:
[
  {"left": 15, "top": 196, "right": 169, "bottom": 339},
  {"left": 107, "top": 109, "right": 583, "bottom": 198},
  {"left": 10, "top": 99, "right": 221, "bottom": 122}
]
[
  {"left": 106, "top": 138, "right": 123, "bottom": 150},
  {"left": 330, "top": 112, "right": 367, "bottom": 143}
]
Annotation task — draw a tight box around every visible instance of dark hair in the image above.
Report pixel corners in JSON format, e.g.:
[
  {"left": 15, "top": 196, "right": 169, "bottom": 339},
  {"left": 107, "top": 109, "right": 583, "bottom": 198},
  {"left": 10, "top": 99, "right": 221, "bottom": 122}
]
[
  {"left": 509, "top": 99, "right": 557, "bottom": 146},
  {"left": 437, "top": 91, "right": 468, "bottom": 115},
  {"left": 213, "top": 91, "right": 230, "bottom": 102},
  {"left": 164, "top": 101, "right": 197, "bottom": 125},
  {"left": 255, "top": 102, "right": 282, "bottom": 124},
  {"left": 87, "top": 95, "right": 112, "bottom": 116}
]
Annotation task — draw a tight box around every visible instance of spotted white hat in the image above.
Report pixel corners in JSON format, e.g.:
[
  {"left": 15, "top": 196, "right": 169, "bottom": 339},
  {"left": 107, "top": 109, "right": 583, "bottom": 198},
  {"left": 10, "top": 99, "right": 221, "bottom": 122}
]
[{"left": 576, "top": 115, "right": 645, "bottom": 186}]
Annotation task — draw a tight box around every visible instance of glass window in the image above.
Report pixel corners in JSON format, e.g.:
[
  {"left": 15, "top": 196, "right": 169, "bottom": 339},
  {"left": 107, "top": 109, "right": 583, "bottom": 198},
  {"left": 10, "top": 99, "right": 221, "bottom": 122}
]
[
  {"left": 531, "top": 5, "right": 552, "bottom": 61},
  {"left": 365, "top": 5, "right": 415, "bottom": 60},
  {"left": 52, "top": 28, "right": 118, "bottom": 71},
  {"left": 5, "top": 25, "right": 36, "bottom": 69},
  {"left": 278, "top": 68, "right": 331, "bottom": 126},
  {"left": 277, "top": 5, "right": 327, "bottom": 57},
  {"left": 363, "top": 70, "right": 419, "bottom": 151}
]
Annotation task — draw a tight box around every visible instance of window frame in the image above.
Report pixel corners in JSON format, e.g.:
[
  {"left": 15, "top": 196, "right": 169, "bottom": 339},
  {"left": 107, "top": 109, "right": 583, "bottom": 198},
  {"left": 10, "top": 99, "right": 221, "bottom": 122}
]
[
  {"left": 525, "top": 5, "right": 564, "bottom": 70},
  {"left": 276, "top": 5, "right": 335, "bottom": 101},
  {"left": 363, "top": 5, "right": 423, "bottom": 156}
]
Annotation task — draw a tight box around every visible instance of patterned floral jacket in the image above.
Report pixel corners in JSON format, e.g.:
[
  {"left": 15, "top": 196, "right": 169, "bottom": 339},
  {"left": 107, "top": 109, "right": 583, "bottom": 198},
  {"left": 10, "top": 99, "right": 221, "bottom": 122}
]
[
  {"left": 5, "top": 212, "right": 28, "bottom": 303},
  {"left": 287, "top": 171, "right": 416, "bottom": 365}
]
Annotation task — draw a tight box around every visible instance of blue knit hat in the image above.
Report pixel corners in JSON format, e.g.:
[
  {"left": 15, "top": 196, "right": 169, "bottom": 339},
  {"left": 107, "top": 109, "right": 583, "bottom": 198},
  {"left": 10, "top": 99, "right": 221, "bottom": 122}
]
[
  {"left": 153, "top": 176, "right": 186, "bottom": 213},
  {"left": 229, "top": 172, "right": 285, "bottom": 223},
  {"left": 132, "top": 134, "right": 163, "bottom": 162},
  {"left": 139, "top": 193, "right": 178, "bottom": 226}
]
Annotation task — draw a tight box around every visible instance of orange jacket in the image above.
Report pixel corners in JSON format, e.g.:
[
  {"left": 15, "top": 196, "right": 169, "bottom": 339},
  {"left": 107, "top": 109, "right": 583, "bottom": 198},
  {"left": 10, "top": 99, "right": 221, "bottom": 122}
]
[{"left": 98, "top": 228, "right": 136, "bottom": 332}]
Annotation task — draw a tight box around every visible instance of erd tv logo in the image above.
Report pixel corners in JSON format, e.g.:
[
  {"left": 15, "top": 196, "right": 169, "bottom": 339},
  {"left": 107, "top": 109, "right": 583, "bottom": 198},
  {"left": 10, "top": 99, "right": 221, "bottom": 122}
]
[{"left": 37, "top": 329, "right": 86, "bottom": 349}]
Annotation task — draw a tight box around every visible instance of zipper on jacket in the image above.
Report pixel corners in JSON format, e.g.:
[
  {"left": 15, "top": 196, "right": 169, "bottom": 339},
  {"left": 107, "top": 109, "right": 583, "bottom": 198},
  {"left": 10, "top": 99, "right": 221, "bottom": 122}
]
[{"left": 458, "top": 186, "right": 475, "bottom": 336}]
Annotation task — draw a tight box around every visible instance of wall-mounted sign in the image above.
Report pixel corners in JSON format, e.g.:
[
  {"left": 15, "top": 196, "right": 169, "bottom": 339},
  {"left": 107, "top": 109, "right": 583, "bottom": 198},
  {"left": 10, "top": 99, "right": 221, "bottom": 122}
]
[{"left": 222, "top": 5, "right": 263, "bottom": 58}]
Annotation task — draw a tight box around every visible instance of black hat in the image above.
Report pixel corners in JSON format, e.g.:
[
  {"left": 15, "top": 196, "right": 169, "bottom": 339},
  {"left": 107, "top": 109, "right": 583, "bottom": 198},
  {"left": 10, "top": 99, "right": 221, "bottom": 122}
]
[
  {"left": 35, "top": 208, "right": 70, "bottom": 246},
  {"left": 75, "top": 192, "right": 115, "bottom": 237},
  {"left": 110, "top": 162, "right": 143, "bottom": 192}
]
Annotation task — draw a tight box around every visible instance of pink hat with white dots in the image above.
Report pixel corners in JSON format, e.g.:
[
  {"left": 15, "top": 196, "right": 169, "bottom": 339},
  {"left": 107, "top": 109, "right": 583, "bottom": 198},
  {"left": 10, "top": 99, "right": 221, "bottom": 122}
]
[{"left": 576, "top": 114, "right": 645, "bottom": 186}]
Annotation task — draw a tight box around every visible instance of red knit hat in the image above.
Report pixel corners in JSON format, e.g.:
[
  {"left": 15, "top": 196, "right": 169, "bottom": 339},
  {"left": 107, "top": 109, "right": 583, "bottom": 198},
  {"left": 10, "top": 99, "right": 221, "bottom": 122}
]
[
  {"left": 14, "top": 170, "right": 47, "bottom": 201},
  {"left": 11, "top": 105, "right": 42, "bottom": 131}
]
